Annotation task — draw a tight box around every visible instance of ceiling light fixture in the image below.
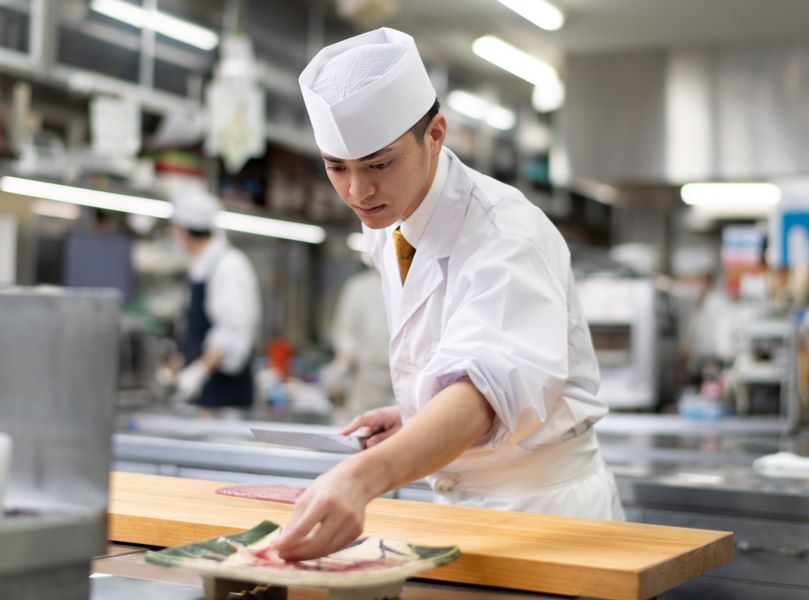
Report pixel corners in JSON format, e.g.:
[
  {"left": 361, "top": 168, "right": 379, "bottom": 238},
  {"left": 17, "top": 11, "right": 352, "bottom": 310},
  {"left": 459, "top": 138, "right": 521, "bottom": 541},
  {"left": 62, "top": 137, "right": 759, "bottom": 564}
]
[
  {"left": 447, "top": 90, "right": 516, "bottom": 130},
  {"left": 0, "top": 176, "right": 326, "bottom": 244},
  {"left": 680, "top": 183, "right": 782, "bottom": 208},
  {"left": 1, "top": 177, "right": 173, "bottom": 218},
  {"left": 496, "top": 0, "right": 565, "bottom": 31},
  {"left": 473, "top": 35, "right": 558, "bottom": 86},
  {"left": 215, "top": 212, "right": 326, "bottom": 244},
  {"left": 91, "top": 0, "right": 219, "bottom": 51},
  {"left": 472, "top": 35, "right": 565, "bottom": 112}
]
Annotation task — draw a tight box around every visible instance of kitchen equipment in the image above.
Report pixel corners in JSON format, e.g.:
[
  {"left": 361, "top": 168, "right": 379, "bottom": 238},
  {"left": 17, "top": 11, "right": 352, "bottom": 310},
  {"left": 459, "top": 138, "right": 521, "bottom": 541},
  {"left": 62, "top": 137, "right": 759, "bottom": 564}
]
[
  {"left": 251, "top": 427, "right": 365, "bottom": 453},
  {"left": 0, "top": 433, "right": 9, "bottom": 514},
  {"left": 0, "top": 288, "right": 119, "bottom": 600},
  {"left": 577, "top": 277, "right": 659, "bottom": 409}
]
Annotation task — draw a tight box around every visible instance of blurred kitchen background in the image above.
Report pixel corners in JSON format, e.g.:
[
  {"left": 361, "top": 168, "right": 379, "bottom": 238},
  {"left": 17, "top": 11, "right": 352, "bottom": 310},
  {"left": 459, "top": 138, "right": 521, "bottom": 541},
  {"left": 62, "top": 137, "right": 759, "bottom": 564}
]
[
  {"left": 2, "top": 2, "right": 809, "bottom": 597},
  {"left": 4, "top": 0, "right": 809, "bottom": 424}
]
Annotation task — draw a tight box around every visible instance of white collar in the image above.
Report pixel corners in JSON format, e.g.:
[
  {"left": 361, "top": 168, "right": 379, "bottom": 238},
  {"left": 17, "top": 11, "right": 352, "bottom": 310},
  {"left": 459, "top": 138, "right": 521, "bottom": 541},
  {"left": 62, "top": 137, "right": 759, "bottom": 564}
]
[
  {"left": 398, "top": 149, "right": 449, "bottom": 248},
  {"left": 189, "top": 234, "right": 227, "bottom": 282}
]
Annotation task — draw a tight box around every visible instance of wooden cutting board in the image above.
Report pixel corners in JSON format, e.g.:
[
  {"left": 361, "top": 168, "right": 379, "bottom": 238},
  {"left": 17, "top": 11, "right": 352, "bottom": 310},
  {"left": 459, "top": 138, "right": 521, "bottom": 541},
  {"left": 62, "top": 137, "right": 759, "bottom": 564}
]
[{"left": 109, "top": 472, "right": 733, "bottom": 600}]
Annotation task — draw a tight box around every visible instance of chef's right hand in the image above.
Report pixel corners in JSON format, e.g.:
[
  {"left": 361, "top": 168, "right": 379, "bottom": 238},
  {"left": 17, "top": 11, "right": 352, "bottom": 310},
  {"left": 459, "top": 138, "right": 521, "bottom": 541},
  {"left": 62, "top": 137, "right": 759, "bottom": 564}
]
[{"left": 341, "top": 405, "right": 402, "bottom": 448}]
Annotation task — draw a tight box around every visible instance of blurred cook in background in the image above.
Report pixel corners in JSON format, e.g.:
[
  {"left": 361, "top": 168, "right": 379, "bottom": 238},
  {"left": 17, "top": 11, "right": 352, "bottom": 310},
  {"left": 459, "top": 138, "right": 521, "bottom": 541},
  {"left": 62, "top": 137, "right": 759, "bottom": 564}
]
[
  {"left": 323, "top": 255, "right": 394, "bottom": 424},
  {"left": 169, "top": 185, "right": 262, "bottom": 412},
  {"left": 673, "top": 245, "right": 735, "bottom": 384}
]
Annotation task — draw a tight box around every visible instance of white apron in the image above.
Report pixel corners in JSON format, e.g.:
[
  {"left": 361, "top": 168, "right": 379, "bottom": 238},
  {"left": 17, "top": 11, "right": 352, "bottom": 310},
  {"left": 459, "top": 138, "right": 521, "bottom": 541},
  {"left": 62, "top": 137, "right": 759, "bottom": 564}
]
[{"left": 431, "top": 429, "right": 625, "bottom": 519}]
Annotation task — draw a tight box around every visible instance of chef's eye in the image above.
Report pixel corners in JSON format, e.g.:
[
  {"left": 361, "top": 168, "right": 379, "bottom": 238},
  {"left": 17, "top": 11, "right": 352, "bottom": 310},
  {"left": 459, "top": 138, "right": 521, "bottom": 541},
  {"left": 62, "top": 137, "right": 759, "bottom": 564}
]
[
  {"left": 370, "top": 160, "right": 392, "bottom": 170},
  {"left": 326, "top": 164, "right": 345, "bottom": 173}
]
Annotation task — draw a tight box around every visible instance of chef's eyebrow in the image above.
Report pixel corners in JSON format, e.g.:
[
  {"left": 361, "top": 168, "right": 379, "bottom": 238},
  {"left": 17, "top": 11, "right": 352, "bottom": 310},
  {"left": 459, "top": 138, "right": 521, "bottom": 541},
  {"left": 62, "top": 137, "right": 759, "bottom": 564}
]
[{"left": 321, "top": 147, "right": 394, "bottom": 163}]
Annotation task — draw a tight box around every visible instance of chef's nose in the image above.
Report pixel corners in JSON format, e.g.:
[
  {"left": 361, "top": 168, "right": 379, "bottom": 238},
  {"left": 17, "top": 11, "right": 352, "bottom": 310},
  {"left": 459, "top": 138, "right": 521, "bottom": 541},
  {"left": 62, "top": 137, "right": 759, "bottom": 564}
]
[{"left": 348, "top": 171, "right": 375, "bottom": 202}]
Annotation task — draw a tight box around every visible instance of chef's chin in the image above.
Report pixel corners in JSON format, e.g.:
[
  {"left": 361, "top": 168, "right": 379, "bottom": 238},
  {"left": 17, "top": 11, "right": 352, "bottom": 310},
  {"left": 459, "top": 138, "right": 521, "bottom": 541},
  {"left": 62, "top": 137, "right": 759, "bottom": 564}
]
[{"left": 354, "top": 208, "right": 394, "bottom": 229}]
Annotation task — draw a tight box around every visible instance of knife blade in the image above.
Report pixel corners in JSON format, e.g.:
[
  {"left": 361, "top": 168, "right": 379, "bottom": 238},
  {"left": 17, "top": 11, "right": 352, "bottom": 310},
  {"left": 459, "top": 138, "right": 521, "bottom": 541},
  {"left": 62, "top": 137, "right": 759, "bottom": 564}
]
[{"left": 250, "top": 428, "right": 365, "bottom": 453}]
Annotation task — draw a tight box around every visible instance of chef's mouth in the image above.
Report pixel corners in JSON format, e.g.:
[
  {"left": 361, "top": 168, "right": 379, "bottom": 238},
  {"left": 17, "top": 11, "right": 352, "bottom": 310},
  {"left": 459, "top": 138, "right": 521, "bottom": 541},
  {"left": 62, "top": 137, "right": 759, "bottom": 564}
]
[{"left": 355, "top": 204, "right": 385, "bottom": 214}]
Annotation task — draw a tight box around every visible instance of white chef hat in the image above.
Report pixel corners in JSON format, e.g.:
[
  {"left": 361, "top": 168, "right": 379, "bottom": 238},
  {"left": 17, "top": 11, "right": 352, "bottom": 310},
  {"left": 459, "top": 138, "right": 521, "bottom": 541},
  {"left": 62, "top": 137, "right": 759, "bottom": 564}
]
[
  {"left": 168, "top": 187, "right": 220, "bottom": 231},
  {"left": 299, "top": 27, "right": 437, "bottom": 160},
  {"left": 672, "top": 245, "right": 718, "bottom": 277}
]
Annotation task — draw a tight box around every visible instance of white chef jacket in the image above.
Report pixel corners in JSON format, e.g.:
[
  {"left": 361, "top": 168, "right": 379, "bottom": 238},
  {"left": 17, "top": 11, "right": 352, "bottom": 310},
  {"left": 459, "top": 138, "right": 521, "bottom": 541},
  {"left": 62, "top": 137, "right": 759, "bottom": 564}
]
[
  {"left": 188, "top": 235, "right": 261, "bottom": 374},
  {"left": 364, "top": 148, "right": 623, "bottom": 519}
]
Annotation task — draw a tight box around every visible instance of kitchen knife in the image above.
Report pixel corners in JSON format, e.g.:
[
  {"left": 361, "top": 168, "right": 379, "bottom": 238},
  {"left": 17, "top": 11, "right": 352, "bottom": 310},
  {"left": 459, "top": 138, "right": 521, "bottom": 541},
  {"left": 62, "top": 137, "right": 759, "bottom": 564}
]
[{"left": 250, "top": 428, "right": 365, "bottom": 453}]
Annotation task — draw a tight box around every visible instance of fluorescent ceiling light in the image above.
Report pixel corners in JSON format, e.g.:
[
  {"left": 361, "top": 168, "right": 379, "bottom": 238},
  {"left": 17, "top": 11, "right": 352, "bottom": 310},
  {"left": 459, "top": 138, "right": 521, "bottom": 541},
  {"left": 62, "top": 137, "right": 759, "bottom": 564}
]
[
  {"left": 473, "top": 35, "right": 558, "bottom": 86},
  {"left": 496, "top": 0, "right": 565, "bottom": 31},
  {"left": 487, "top": 106, "right": 517, "bottom": 130},
  {"left": 472, "top": 35, "right": 565, "bottom": 112},
  {"left": 681, "top": 183, "right": 781, "bottom": 207},
  {"left": 448, "top": 90, "right": 488, "bottom": 120},
  {"left": 91, "top": 0, "right": 219, "bottom": 51},
  {"left": 215, "top": 212, "right": 326, "bottom": 245},
  {"left": 447, "top": 90, "right": 516, "bottom": 130},
  {"left": 1, "top": 176, "right": 173, "bottom": 218},
  {"left": 532, "top": 80, "right": 565, "bottom": 113},
  {"left": 346, "top": 232, "right": 366, "bottom": 253},
  {"left": 0, "top": 176, "right": 326, "bottom": 244}
]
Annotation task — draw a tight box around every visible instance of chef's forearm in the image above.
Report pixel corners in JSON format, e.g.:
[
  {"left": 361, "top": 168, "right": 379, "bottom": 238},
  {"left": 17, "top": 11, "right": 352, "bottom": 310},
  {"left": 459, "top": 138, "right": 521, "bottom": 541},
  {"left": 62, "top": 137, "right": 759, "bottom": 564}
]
[{"left": 345, "top": 379, "right": 495, "bottom": 499}]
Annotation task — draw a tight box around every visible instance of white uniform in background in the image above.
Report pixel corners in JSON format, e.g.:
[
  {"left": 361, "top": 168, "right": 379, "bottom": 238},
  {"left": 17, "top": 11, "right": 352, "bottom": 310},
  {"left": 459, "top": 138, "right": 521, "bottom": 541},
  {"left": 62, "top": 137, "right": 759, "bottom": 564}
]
[
  {"left": 365, "top": 148, "right": 625, "bottom": 519},
  {"left": 329, "top": 268, "right": 394, "bottom": 423},
  {"left": 188, "top": 234, "right": 261, "bottom": 375},
  {"left": 169, "top": 185, "right": 262, "bottom": 408},
  {"left": 672, "top": 245, "right": 735, "bottom": 368}
]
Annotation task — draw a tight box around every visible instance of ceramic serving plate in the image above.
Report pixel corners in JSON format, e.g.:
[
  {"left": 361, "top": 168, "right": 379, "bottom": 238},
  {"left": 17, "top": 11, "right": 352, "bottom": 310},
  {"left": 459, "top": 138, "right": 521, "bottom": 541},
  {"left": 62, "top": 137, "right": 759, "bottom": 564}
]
[{"left": 145, "top": 521, "right": 459, "bottom": 591}]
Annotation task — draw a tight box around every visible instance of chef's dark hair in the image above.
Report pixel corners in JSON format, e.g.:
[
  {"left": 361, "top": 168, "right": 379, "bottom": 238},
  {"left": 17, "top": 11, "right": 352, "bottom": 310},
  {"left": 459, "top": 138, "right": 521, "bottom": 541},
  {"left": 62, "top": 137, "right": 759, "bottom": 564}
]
[
  {"left": 186, "top": 228, "right": 212, "bottom": 239},
  {"left": 410, "top": 98, "right": 440, "bottom": 142}
]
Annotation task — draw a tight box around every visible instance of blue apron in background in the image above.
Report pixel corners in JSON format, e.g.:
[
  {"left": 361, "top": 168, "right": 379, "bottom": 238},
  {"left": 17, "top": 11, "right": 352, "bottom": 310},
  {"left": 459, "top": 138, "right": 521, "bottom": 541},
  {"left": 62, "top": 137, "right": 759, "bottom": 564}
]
[{"left": 184, "top": 263, "right": 253, "bottom": 409}]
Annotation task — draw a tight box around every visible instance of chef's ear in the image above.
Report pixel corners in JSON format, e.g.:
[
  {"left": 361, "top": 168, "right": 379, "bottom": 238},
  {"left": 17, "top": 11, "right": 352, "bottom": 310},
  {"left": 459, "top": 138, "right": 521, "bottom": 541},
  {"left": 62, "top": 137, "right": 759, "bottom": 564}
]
[{"left": 427, "top": 113, "right": 447, "bottom": 155}]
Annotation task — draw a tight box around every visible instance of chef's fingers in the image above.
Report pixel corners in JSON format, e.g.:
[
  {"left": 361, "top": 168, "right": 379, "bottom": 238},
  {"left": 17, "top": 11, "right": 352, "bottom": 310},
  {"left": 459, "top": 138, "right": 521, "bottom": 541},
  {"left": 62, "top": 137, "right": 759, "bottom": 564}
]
[
  {"left": 340, "top": 414, "right": 367, "bottom": 435},
  {"left": 365, "top": 424, "right": 400, "bottom": 447},
  {"left": 342, "top": 405, "right": 401, "bottom": 435},
  {"left": 272, "top": 499, "right": 322, "bottom": 552},
  {"left": 340, "top": 413, "right": 383, "bottom": 436},
  {"left": 277, "top": 513, "right": 359, "bottom": 561}
]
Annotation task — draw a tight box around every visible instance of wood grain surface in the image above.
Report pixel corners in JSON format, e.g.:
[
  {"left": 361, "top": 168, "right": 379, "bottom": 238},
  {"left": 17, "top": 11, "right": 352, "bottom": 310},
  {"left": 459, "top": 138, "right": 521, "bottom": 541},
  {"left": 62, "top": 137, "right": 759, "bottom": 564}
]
[{"left": 109, "top": 472, "right": 733, "bottom": 600}]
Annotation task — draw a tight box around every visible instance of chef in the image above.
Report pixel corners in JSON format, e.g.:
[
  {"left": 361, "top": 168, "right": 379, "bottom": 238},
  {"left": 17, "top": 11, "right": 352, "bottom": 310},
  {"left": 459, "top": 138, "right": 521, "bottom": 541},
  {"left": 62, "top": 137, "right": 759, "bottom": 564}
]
[
  {"left": 273, "top": 27, "right": 624, "bottom": 561},
  {"left": 672, "top": 245, "right": 735, "bottom": 380},
  {"left": 169, "top": 185, "right": 261, "bottom": 411}
]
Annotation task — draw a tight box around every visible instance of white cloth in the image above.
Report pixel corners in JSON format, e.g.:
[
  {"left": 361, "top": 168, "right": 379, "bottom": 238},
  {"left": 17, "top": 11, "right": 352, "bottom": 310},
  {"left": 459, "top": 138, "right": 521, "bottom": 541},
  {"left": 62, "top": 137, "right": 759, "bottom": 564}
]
[
  {"left": 299, "top": 27, "right": 436, "bottom": 160},
  {"left": 189, "top": 236, "right": 261, "bottom": 374},
  {"left": 331, "top": 269, "right": 394, "bottom": 421},
  {"left": 364, "top": 148, "right": 621, "bottom": 517},
  {"left": 753, "top": 451, "right": 809, "bottom": 479}
]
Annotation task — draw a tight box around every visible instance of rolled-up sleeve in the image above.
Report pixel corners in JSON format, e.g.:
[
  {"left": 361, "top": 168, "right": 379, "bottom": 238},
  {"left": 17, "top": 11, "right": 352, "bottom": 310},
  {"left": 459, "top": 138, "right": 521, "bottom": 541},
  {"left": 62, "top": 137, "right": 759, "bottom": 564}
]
[
  {"left": 204, "top": 251, "right": 261, "bottom": 374},
  {"left": 415, "top": 238, "right": 569, "bottom": 449}
]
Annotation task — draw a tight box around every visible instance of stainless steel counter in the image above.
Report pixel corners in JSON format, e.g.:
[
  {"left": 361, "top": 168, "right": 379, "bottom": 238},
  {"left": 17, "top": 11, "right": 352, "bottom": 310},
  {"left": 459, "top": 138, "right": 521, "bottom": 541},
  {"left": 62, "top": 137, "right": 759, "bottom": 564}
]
[{"left": 114, "top": 412, "right": 809, "bottom": 516}]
